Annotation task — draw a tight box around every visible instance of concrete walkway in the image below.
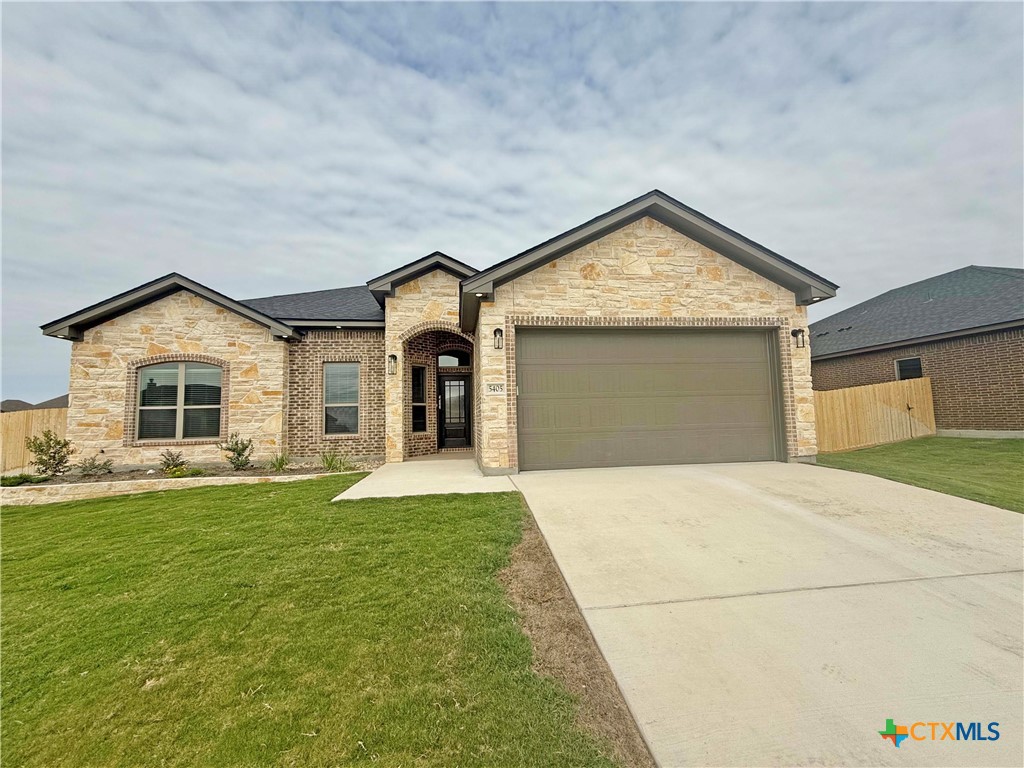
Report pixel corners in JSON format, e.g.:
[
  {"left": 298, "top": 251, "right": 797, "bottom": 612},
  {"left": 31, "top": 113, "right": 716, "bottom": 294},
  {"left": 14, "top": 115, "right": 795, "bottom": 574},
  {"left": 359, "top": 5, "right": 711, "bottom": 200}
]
[
  {"left": 512, "top": 462, "right": 1023, "bottom": 767},
  {"left": 333, "top": 458, "right": 514, "bottom": 500}
]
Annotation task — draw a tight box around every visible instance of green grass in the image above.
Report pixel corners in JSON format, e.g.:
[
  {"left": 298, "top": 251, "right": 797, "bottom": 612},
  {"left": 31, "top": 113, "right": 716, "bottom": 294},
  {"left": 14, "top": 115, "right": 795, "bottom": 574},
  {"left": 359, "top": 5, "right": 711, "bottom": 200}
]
[
  {"left": 1, "top": 474, "right": 48, "bottom": 487},
  {"left": 817, "top": 437, "right": 1024, "bottom": 513},
  {"left": 1, "top": 477, "right": 617, "bottom": 767}
]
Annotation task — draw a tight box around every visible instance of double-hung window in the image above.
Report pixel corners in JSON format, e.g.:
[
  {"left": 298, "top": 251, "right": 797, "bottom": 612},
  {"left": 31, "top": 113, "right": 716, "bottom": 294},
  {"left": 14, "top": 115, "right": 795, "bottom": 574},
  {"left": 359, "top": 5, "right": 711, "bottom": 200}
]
[
  {"left": 137, "top": 362, "right": 222, "bottom": 440},
  {"left": 324, "top": 362, "right": 359, "bottom": 434}
]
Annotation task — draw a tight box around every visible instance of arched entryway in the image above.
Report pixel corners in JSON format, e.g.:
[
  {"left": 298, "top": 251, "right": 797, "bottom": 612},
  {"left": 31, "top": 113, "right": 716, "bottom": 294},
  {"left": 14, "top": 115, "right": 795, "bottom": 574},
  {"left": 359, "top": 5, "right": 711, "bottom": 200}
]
[{"left": 400, "top": 326, "right": 474, "bottom": 458}]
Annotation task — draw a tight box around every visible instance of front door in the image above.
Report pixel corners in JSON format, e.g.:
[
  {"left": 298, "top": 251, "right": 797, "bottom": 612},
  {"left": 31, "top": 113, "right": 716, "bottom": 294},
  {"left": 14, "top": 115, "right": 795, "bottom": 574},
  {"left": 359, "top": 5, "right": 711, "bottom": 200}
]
[{"left": 438, "top": 375, "right": 470, "bottom": 448}]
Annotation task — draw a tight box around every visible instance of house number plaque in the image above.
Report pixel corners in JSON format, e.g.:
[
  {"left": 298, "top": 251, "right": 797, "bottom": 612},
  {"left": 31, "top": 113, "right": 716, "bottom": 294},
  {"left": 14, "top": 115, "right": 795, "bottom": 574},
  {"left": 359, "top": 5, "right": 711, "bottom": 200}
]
[{"left": 487, "top": 383, "right": 505, "bottom": 394}]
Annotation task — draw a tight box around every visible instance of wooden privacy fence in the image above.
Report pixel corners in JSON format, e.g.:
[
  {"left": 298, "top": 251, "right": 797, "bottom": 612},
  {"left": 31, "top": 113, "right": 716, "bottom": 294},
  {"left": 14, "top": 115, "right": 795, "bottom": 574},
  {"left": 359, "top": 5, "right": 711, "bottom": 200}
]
[
  {"left": 1, "top": 408, "right": 68, "bottom": 473},
  {"left": 815, "top": 378, "right": 935, "bottom": 453}
]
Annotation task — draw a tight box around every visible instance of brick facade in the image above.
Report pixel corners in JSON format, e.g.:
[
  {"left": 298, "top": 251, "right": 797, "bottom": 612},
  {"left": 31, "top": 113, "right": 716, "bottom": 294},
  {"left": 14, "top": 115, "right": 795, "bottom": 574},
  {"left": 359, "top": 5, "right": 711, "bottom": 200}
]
[
  {"left": 403, "top": 330, "right": 472, "bottom": 458},
  {"left": 286, "top": 330, "right": 386, "bottom": 460},
  {"left": 474, "top": 216, "right": 816, "bottom": 471},
  {"left": 811, "top": 327, "right": 1024, "bottom": 431}
]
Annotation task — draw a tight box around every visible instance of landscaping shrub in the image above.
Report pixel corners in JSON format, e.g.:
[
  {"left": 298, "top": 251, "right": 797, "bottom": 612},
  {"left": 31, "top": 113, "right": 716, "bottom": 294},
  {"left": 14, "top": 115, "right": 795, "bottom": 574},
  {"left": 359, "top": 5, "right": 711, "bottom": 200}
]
[
  {"left": 267, "top": 451, "right": 291, "bottom": 472},
  {"left": 24, "top": 430, "right": 75, "bottom": 476},
  {"left": 159, "top": 450, "right": 187, "bottom": 473},
  {"left": 219, "top": 433, "right": 254, "bottom": 470},
  {"left": 318, "top": 451, "right": 354, "bottom": 473},
  {"left": 165, "top": 466, "right": 205, "bottom": 479},
  {"left": 75, "top": 456, "right": 114, "bottom": 476},
  {"left": 1, "top": 474, "right": 48, "bottom": 487}
]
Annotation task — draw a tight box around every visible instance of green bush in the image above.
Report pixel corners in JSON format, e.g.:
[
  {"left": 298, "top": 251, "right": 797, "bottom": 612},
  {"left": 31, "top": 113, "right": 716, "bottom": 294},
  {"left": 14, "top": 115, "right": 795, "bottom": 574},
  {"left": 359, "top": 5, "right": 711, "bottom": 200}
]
[
  {"left": 75, "top": 455, "right": 114, "bottom": 476},
  {"left": 219, "top": 433, "right": 254, "bottom": 471},
  {"left": 159, "top": 450, "right": 187, "bottom": 473},
  {"left": 1, "top": 474, "right": 49, "bottom": 487},
  {"left": 24, "top": 430, "right": 75, "bottom": 476},
  {"left": 319, "top": 451, "right": 355, "bottom": 473},
  {"left": 267, "top": 451, "right": 291, "bottom": 472},
  {"left": 165, "top": 466, "right": 205, "bottom": 479}
]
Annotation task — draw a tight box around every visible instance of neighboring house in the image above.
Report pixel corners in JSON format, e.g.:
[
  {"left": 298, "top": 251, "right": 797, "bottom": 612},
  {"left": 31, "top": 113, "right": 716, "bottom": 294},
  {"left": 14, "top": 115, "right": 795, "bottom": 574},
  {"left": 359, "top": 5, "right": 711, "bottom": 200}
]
[
  {"left": 810, "top": 266, "right": 1024, "bottom": 436},
  {"left": 41, "top": 190, "right": 837, "bottom": 473},
  {"left": 1, "top": 394, "right": 69, "bottom": 413},
  {"left": 0, "top": 400, "right": 33, "bottom": 413}
]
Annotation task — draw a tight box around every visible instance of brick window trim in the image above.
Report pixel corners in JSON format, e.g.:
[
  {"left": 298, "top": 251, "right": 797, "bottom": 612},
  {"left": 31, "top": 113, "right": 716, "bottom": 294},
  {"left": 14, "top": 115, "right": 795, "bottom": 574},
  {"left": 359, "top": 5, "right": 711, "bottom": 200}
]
[
  {"left": 123, "top": 353, "right": 231, "bottom": 447},
  {"left": 320, "top": 358, "right": 368, "bottom": 439},
  {"left": 500, "top": 315, "right": 798, "bottom": 469},
  {"left": 397, "top": 320, "right": 475, "bottom": 345}
]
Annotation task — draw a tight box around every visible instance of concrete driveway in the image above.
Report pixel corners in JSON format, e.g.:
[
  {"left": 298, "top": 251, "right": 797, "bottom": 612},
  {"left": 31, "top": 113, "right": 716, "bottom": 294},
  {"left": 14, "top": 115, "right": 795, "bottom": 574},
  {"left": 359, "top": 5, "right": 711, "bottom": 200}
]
[{"left": 511, "top": 462, "right": 1023, "bottom": 767}]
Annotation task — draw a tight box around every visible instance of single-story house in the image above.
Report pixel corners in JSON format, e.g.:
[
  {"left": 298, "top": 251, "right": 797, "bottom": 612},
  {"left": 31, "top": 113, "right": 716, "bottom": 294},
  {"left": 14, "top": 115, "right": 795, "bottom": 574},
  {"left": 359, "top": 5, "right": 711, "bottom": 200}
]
[
  {"left": 42, "top": 190, "right": 837, "bottom": 473},
  {"left": 810, "top": 265, "right": 1024, "bottom": 437}
]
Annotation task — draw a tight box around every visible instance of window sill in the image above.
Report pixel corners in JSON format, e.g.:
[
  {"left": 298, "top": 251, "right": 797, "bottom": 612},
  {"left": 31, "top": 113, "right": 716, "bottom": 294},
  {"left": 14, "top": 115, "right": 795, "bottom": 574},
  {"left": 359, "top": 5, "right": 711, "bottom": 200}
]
[
  {"left": 130, "top": 438, "right": 223, "bottom": 448},
  {"left": 323, "top": 433, "right": 361, "bottom": 439}
]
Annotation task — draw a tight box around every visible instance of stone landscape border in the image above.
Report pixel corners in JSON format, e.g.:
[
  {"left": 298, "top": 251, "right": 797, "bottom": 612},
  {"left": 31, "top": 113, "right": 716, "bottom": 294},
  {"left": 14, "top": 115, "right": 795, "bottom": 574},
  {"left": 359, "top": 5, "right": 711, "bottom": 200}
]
[{"left": 1, "top": 471, "right": 364, "bottom": 507}]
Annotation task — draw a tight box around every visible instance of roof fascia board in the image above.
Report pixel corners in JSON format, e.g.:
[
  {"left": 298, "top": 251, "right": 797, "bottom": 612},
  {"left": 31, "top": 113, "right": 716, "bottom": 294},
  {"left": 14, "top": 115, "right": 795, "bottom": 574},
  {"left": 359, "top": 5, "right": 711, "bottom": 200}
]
[
  {"left": 810, "top": 320, "right": 1024, "bottom": 360},
  {"left": 460, "top": 192, "right": 839, "bottom": 330},
  {"left": 367, "top": 253, "right": 477, "bottom": 305},
  {"left": 367, "top": 252, "right": 477, "bottom": 287},
  {"left": 41, "top": 274, "right": 299, "bottom": 341},
  {"left": 463, "top": 196, "right": 837, "bottom": 298},
  {"left": 284, "top": 320, "right": 386, "bottom": 329}
]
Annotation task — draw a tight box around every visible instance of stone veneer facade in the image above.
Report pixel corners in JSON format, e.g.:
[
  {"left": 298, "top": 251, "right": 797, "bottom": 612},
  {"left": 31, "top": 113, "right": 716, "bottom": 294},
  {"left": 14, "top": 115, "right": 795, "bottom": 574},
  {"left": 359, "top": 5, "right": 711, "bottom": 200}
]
[
  {"left": 67, "top": 291, "right": 288, "bottom": 465},
  {"left": 383, "top": 269, "right": 472, "bottom": 462},
  {"left": 61, "top": 217, "right": 820, "bottom": 471},
  {"left": 474, "top": 216, "right": 816, "bottom": 472}
]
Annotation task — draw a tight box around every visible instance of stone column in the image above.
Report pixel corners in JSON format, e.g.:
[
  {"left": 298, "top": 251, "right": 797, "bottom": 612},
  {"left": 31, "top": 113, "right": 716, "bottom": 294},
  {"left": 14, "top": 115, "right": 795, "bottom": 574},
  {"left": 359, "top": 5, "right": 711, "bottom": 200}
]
[{"left": 384, "top": 337, "right": 404, "bottom": 462}]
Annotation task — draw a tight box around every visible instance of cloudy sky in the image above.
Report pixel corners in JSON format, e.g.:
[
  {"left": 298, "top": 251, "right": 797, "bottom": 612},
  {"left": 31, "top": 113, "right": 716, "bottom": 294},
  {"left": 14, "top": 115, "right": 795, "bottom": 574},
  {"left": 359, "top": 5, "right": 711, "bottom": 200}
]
[{"left": 3, "top": 2, "right": 1021, "bottom": 401}]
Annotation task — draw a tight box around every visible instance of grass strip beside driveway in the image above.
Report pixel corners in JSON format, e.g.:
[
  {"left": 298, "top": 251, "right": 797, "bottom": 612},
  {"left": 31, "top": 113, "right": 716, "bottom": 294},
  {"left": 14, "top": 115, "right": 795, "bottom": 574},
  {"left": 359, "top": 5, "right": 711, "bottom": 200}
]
[
  {"left": 1, "top": 476, "right": 617, "bottom": 767},
  {"left": 817, "top": 436, "right": 1023, "bottom": 513}
]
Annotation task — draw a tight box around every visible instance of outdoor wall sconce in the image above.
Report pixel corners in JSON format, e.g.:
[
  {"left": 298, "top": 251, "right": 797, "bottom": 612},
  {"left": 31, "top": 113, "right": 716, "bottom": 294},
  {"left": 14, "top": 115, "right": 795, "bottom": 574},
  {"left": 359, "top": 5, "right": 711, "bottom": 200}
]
[
  {"left": 387, "top": 354, "right": 398, "bottom": 375},
  {"left": 791, "top": 328, "right": 807, "bottom": 349},
  {"left": 493, "top": 328, "right": 504, "bottom": 349}
]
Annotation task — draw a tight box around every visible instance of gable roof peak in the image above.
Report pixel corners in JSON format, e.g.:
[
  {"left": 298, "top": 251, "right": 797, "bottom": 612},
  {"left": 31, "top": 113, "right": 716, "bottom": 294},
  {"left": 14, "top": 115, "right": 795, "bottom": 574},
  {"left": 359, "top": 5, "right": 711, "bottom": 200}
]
[
  {"left": 41, "top": 272, "right": 299, "bottom": 342},
  {"left": 459, "top": 190, "right": 838, "bottom": 331},
  {"left": 366, "top": 251, "right": 477, "bottom": 305}
]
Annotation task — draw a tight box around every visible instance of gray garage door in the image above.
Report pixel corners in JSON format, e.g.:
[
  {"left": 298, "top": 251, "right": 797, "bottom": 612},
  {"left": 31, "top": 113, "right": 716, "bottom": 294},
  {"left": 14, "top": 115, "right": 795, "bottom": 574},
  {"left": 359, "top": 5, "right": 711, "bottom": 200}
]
[{"left": 516, "top": 328, "right": 782, "bottom": 470}]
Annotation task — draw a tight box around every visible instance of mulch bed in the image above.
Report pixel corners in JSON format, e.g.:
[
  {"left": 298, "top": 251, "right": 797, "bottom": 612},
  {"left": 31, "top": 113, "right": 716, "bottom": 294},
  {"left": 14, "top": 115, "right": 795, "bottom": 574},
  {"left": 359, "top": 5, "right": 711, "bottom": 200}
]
[
  {"left": 500, "top": 512, "right": 656, "bottom": 768},
  {"left": 21, "top": 462, "right": 380, "bottom": 485}
]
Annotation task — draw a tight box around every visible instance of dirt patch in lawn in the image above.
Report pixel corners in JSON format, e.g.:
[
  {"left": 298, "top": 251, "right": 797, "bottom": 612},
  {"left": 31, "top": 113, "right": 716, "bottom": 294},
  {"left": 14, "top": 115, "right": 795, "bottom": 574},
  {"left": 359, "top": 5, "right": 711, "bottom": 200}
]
[{"left": 500, "top": 513, "right": 655, "bottom": 768}]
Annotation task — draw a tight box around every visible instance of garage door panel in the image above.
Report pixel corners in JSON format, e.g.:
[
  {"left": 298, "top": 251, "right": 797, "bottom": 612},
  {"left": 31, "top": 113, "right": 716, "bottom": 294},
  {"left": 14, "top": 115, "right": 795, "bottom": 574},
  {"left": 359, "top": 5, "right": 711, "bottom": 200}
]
[
  {"left": 519, "top": 428, "right": 778, "bottom": 470},
  {"left": 516, "top": 329, "right": 781, "bottom": 470},
  {"left": 522, "top": 396, "right": 773, "bottom": 434},
  {"left": 521, "top": 363, "right": 771, "bottom": 397}
]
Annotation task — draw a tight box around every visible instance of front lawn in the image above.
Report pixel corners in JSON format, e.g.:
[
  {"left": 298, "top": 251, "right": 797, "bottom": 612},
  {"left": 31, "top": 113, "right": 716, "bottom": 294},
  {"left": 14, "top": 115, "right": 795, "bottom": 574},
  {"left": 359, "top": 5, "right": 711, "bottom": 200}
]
[
  {"left": 1, "top": 477, "right": 618, "bottom": 767},
  {"left": 817, "top": 437, "right": 1023, "bottom": 513}
]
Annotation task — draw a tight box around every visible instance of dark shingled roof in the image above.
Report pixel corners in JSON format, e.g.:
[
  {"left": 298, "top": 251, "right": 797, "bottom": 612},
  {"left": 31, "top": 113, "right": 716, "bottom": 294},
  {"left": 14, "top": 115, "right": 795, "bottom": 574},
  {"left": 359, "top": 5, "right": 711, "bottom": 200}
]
[
  {"left": 240, "top": 285, "right": 384, "bottom": 322},
  {"left": 1, "top": 394, "right": 69, "bottom": 412},
  {"left": 810, "top": 266, "right": 1024, "bottom": 358}
]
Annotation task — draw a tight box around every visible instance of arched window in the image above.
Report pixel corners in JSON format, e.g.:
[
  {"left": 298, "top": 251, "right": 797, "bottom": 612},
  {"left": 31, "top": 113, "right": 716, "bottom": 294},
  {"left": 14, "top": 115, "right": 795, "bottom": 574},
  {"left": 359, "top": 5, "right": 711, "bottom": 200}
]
[
  {"left": 438, "top": 349, "right": 470, "bottom": 367},
  {"left": 138, "top": 362, "right": 222, "bottom": 440}
]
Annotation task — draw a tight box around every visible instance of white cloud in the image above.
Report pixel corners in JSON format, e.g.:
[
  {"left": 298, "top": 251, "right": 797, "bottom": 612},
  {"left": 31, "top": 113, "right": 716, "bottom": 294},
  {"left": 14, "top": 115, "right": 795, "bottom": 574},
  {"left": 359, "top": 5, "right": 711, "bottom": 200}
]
[{"left": 2, "top": 2, "right": 1021, "bottom": 400}]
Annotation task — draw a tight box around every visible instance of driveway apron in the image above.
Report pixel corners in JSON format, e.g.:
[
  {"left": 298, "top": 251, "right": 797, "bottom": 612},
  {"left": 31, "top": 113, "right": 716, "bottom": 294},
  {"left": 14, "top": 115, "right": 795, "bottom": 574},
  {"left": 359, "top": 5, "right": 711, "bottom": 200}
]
[{"left": 512, "top": 462, "right": 1023, "bottom": 767}]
